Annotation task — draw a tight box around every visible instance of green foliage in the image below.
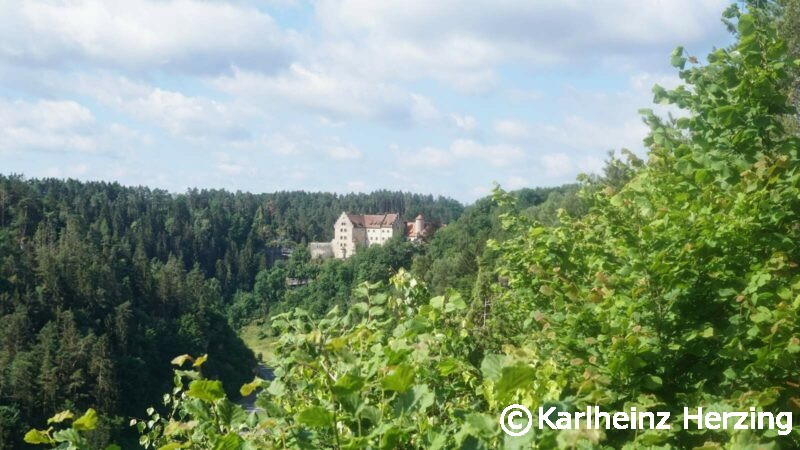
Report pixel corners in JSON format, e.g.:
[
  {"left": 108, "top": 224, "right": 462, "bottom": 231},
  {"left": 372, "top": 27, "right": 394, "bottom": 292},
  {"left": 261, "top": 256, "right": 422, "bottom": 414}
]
[
  {"left": 23, "top": 408, "right": 107, "bottom": 450},
  {"left": 488, "top": 3, "right": 800, "bottom": 447},
  {"left": 412, "top": 186, "right": 572, "bottom": 299}
]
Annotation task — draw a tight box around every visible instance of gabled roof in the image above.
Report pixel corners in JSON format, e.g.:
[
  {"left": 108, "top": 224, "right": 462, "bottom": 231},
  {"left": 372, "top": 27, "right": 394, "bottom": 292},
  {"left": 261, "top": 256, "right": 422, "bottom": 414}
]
[{"left": 346, "top": 213, "right": 399, "bottom": 228}]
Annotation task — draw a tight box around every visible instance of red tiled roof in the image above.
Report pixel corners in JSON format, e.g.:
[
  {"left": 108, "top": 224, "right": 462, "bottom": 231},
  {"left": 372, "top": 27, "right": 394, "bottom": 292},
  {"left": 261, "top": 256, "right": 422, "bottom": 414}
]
[{"left": 347, "top": 213, "right": 399, "bottom": 228}]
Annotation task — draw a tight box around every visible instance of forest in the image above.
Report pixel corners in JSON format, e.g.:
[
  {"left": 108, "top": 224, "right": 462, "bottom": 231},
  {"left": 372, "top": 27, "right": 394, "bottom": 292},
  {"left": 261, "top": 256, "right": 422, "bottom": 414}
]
[
  {"left": 0, "top": 182, "right": 469, "bottom": 447},
  {"left": 5, "top": 0, "right": 800, "bottom": 448},
  {"left": 0, "top": 173, "right": 575, "bottom": 447}
]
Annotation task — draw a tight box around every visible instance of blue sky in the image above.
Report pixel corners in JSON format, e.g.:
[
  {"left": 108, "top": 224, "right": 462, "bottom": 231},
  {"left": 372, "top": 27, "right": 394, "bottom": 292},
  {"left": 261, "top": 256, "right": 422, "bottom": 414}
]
[{"left": 0, "top": 0, "right": 733, "bottom": 202}]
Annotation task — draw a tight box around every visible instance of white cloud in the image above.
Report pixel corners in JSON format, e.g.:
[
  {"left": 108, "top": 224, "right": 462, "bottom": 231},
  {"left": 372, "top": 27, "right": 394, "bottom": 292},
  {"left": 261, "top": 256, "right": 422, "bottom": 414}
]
[
  {"left": 540, "top": 152, "right": 573, "bottom": 177},
  {"left": 214, "top": 152, "right": 257, "bottom": 177},
  {"left": 505, "top": 175, "right": 528, "bottom": 190},
  {"left": 450, "top": 139, "right": 524, "bottom": 167},
  {"left": 261, "top": 133, "right": 302, "bottom": 155},
  {"left": 0, "top": 0, "right": 295, "bottom": 74},
  {"left": 451, "top": 114, "right": 477, "bottom": 131},
  {"left": 347, "top": 180, "right": 367, "bottom": 191},
  {"left": 539, "top": 152, "right": 606, "bottom": 179},
  {"left": 42, "top": 163, "right": 91, "bottom": 178},
  {"left": 402, "top": 138, "right": 524, "bottom": 169},
  {"left": 402, "top": 147, "right": 454, "bottom": 168},
  {"left": 0, "top": 99, "right": 144, "bottom": 154},
  {"left": 410, "top": 94, "right": 441, "bottom": 124},
  {"left": 471, "top": 184, "right": 492, "bottom": 198},
  {"left": 313, "top": 0, "right": 729, "bottom": 88},
  {"left": 215, "top": 65, "right": 440, "bottom": 124},
  {"left": 324, "top": 140, "right": 362, "bottom": 160},
  {"left": 493, "top": 119, "right": 530, "bottom": 139},
  {"left": 71, "top": 74, "right": 260, "bottom": 142},
  {"left": 532, "top": 115, "right": 649, "bottom": 154}
]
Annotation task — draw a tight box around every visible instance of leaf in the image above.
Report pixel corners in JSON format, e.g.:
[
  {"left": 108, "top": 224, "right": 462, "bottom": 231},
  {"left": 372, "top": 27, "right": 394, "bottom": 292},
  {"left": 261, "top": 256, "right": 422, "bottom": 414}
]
[
  {"left": 216, "top": 399, "right": 247, "bottom": 430},
  {"left": 379, "top": 425, "right": 403, "bottom": 450},
  {"left": 670, "top": 46, "right": 686, "bottom": 69},
  {"left": 183, "top": 398, "right": 213, "bottom": 422},
  {"left": 187, "top": 380, "right": 225, "bottom": 403},
  {"left": 24, "top": 429, "right": 53, "bottom": 445},
  {"left": 465, "top": 413, "right": 496, "bottom": 437},
  {"left": 266, "top": 379, "right": 286, "bottom": 397},
  {"left": 212, "top": 433, "right": 244, "bottom": 450},
  {"left": 694, "top": 169, "right": 711, "bottom": 185},
  {"left": 396, "top": 384, "right": 434, "bottom": 415},
  {"left": 296, "top": 406, "right": 333, "bottom": 428},
  {"left": 644, "top": 375, "right": 663, "bottom": 390},
  {"left": 714, "top": 105, "right": 737, "bottom": 126},
  {"left": 496, "top": 365, "right": 535, "bottom": 401},
  {"left": 47, "top": 410, "right": 74, "bottom": 424},
  {"left": 192, "top": 354, "right": 208, "bottom": 368},
  {"left": 332, "top": 373, "right": 365, "bottom": 397},
  {"left": 444, "top": 294, "right": 467, "bottom": 312},
  {"left": 72, "top": 408, "right": 98, "bottom": 432},
  {"left": 171, "top": 354, "right": 192, "bottom": 367},
  {"left": 381, "top": 364, "right": 416, "bottom": 393},
  {"left": 738, "top": 14, "right": 755, "bottom": 37},
  {"left": 175, "top": 370, "right": 200, "bottom": 380},
  {"left": 480, "top": 354, "right": 507, "bottom": 381},
  {"left": 53, "top": 428, "right": 82, "bottom": 443},
  {"left": 239, "top": 378, "right": 264, "bottom": 397},
  {"left": 438, "top": 357, "right": 462, "bottom": 376},
  {"left": 371, "top": 293, "right": 388, "bottom": 305},
  {"left": 157, "top": 443, "right": 188, "bottom": 450}
]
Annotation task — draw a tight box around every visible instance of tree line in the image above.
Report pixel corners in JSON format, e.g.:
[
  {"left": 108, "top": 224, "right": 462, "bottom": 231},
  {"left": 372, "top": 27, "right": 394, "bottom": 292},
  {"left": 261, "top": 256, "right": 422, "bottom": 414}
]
[{"left": 0, "top": 181, "right": 463, "bottom": 448}]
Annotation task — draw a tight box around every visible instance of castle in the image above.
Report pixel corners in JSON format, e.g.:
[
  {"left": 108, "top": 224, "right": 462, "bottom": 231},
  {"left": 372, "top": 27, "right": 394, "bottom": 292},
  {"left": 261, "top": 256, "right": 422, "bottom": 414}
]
[{"left": 309, "top": 212, "right": 430, "bottom": 259}]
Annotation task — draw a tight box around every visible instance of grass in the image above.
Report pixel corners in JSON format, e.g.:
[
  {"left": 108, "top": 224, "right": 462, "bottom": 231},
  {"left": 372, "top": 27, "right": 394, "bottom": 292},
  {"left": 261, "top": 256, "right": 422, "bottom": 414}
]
[{"left": 239, "top": 322, "right": 276, "bottom": 363}]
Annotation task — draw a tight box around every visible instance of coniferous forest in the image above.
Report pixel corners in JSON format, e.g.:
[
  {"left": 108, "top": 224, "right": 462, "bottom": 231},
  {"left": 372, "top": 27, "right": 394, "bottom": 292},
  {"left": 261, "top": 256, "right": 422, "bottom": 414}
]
[{"left": 2, "top": 0, "right": 800, "bottom": 449}]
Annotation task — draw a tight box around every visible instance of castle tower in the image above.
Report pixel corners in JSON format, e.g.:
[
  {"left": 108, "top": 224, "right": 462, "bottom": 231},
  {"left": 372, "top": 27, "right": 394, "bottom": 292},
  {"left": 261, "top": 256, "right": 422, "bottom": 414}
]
[{"left": 415, "top": 214, "right": 425, "bottom": 238}]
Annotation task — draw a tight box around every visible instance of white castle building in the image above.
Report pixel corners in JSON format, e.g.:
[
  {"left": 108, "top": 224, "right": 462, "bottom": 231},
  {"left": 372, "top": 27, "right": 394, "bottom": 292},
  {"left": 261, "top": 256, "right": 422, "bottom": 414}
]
[{"left": 310, "top": 212, "right": 430, "bottom": 259}]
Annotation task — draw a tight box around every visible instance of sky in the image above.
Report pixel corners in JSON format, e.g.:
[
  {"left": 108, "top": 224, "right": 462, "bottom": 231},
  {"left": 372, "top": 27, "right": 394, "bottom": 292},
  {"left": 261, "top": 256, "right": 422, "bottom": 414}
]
[{"left": 0, "top": 0, "right": 734, "bottom": 203}]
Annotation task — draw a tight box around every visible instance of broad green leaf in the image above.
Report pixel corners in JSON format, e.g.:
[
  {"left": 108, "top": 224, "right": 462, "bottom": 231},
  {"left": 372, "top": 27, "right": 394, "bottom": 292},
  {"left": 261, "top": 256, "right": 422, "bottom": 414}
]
[
  {"left": 296, "top": 406, "right": 333, "bottom": 428},
  {"left": 465, "top": 413, "right": 496, "bottom": 437},
  {"left": 216, "top": 399, "right": 247, "bottom": 429},
  {"left": 381, "top": 364, "right": 415, "bottom": 393},
  {"left": 670, "top": 46, "right": 686, "bottom": 69},
  {"left": 47, "top": 410, "right": 74, "bottom": 424},
  {"left": 212, "top": 433, "right": 243, "bottom": 450},
  {"left": 496, "top": 365, "right": 535, "bottom": 401},
  {"left": 187, "top": 380, "right": 225, "bottom": 403},
  {"left": 332, "top": 373, "right": 365, "bottom": 396},
  {"left": 24, "top": 429, "right": 53, "bottom": 445},
  {"left": 480, "top": 354, "right": 507, "bottom": 381},
  {"left": 239, "top": 378, "right": 264, "bottom": 397},
  {"left": 444, "top": 293, "right": 467, "bottom": 312},
  {"left": 53, "top": 428, "right": 82, "bottom": 443},
  {"left": 171, "top": 354, "right": 192, "bottom": 367},
  {"left": 158, "top": 443, "right": 188, "bottom": 450},
  {"left": 192, "top": 354, "right": 208, "bottom": 368},
  {"left": 72, "top": 409, "right": 98, "bottom": 431},
  {"left": 738, "top": 14, "right": 755, "bottom": 36}
]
